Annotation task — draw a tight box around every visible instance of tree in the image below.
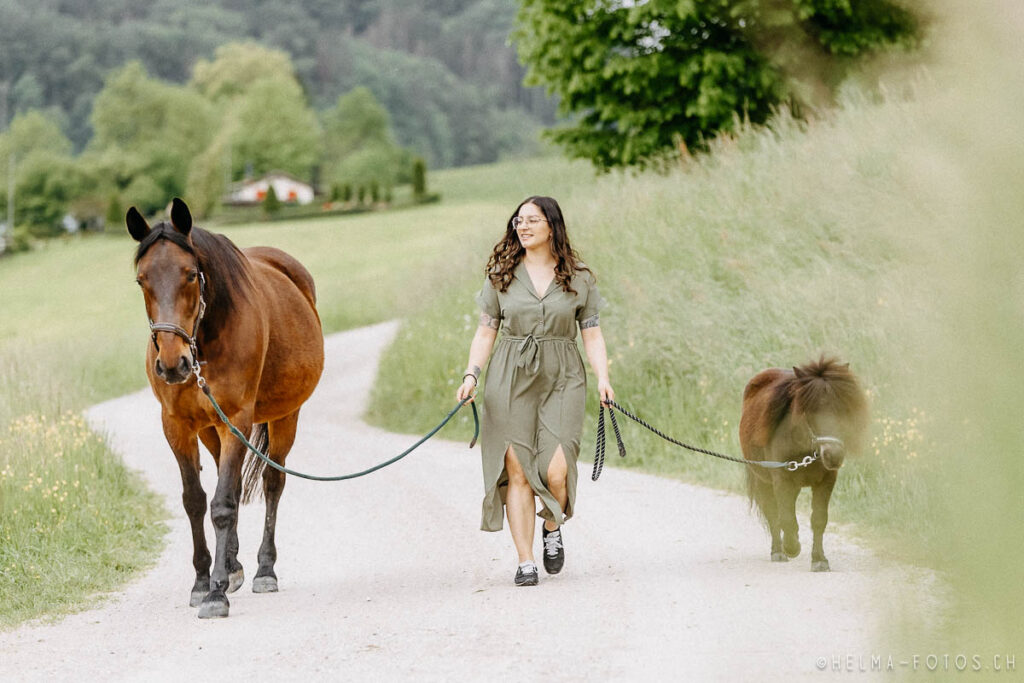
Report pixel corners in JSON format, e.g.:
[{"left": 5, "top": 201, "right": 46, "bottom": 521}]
[
  {"left": 263, "top": 184, "right": 281, "bottom": 216},
  {"left": 514, "top": 0, "right": 917, "bottom": 169},
  {"left": 88, "top": 62, "right": 216, "bottom": 212},
  {"left": 230, "top": 76, "right": 320, "bottom": 181},
  {"left": 321, "top": 87, "right": 410, "bottom": 190},
  {"left": 0, "top": 111, "right": 82, "bottom": 237},
  {"left": 190, "top": 42, "right": 298, "bottom": 103},
  {"left": 411, "top": 157, "right": 427, "bottom": 201}
]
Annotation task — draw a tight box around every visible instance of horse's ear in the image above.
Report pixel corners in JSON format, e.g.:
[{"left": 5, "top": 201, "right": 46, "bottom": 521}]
[
  {"left": 792, "top": 365, "right": 806, "bottom": 379},
  {"left": 169, "top": 197, "right": 193, "bottom": 236},
  {"left": 125, "top": 207, "right": 150, "bottom": 242}
]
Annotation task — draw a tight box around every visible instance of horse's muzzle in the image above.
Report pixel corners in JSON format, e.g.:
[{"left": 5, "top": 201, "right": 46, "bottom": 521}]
[{"left": 156, "top": 356, "right": 193, "bottom": 385}]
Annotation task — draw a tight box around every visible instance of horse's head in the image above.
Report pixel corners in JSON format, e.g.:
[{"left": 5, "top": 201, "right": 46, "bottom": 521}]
[
  {"left": 127, "top": 198, "right": 204, "bottom": 386},
  {"left": 791, "top": 359, "right": 870, "bottom": 471}
]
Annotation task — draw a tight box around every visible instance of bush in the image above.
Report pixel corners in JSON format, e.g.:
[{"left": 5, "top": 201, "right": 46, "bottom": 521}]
[{"left": 263, "top": 185, "right": 281, "bottom": 216}]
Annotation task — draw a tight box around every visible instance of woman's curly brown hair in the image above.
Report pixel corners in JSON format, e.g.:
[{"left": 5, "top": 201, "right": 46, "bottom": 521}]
[{"left": 485, "top": 196, "right": 591, "bottom": 294}]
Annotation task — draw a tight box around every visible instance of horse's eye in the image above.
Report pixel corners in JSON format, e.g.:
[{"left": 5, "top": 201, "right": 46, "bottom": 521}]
[
  {"left": 135, "top": 277, "right": 143, "bottom": 287},
  {"left": 187, "top": 271, "right": 197, "bottom": 283}
]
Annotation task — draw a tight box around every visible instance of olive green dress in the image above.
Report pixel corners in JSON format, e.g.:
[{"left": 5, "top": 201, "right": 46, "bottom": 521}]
[{"left": 476, "top": 261, "right": 606, "bottom": 532}]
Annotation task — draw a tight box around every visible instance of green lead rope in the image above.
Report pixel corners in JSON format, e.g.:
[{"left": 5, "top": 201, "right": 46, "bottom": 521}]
[{"left": 201, "top": 385, "right": 479, "bottom": 482}]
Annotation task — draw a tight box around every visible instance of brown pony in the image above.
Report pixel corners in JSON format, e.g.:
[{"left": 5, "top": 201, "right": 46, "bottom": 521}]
[
  {"left": 739, "top": 357, "right": 868, "bottom": 571},
  {"left": 127, "top": 198, "right": 324, "bottom": 618}
]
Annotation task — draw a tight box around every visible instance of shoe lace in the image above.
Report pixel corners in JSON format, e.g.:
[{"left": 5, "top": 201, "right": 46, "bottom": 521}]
[{"left": 543, "top": 529, "right": 562, "bottom": 557}]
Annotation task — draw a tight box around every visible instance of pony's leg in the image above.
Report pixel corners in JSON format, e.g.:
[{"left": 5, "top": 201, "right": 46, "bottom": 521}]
[
  {"left": 253, "top": 411, "right": 299, "bottom": 593},
  {"left": 751, "top": 475, "right": 785, "bottom": 561},
  {"left": 198, "top": 421, "right": 250, "bottom": 619},
  {"left": 771, "top": 474, "right": 802, "bottom": 559},
  {"left": 810, "top": 472, "right": 837, "bottom": 572},
  {"left": 171, "top": 423, "right": 211, "bottom": 608}
]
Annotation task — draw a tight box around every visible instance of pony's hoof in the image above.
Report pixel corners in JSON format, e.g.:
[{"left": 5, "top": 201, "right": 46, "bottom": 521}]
[
  {"left": 771, "top": 552, "right": 788, "bottom": 562},
  {"left": 227, "top": 568, "right": 244, "bottom": 594},
  {"left": 198, "top": 595, "right": 230, "bottom": 619},
  {"left": 252, "top": 576, "right": 279, "bottom": 593},
  {"left": 189, "top": 590, "right": 207, "bottom": 608},
  {"left": 812, "top": 560, "right": 831, "bottom": 572}
]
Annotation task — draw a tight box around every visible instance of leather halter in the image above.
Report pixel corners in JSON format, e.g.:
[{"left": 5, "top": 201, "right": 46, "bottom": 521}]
[{"left": 148, "top": 270, "right": 207, "bottom": 368}]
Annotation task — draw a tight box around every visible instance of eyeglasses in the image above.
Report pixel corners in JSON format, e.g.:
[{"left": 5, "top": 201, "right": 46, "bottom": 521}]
[{"left": 512, "top": 216, "right": 548, "bottom": 229}]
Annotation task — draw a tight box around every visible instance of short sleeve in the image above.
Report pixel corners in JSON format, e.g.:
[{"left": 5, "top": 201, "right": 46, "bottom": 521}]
[
  {"left": 575, "top": 270, "right": 607, "bottom": 323},
  {"left": 475, "top": 277, "right": 501, "bottom": 320}
]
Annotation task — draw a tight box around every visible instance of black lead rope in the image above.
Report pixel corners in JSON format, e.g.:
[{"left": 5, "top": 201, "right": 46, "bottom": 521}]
[{"left": 591, "top": 399, "right": 791, "bottom": 481}]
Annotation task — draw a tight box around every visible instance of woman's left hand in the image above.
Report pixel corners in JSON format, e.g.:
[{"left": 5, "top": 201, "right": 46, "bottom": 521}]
[{"left": 598, "top": 380, "right": 614, "bottom": 405}]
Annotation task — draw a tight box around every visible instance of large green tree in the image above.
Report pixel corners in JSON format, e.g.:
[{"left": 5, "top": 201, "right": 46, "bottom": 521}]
[
  {"left": 87, "top": 62, "right": 216, "bottom": 213},
  {"left": 0, "top": 111, "right": 83, "bottom": 237},
  {"left": 321, "top": 87, "right": 410, "bottom": 189},
  {"left": 514, "top": 0, "right": 917, "bottom": 169}
]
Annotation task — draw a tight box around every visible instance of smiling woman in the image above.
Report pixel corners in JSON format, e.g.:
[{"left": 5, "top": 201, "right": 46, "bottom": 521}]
[{"left": 455, "top": 195, "right": 613, "bottom": 587}]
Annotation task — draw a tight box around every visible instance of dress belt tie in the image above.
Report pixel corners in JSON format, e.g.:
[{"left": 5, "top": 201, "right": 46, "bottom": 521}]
[{"left": 502, "top": 334, "right": 574, "bottom": 374}]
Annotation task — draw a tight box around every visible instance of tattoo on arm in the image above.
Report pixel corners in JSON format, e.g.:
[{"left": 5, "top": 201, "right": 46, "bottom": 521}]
[
  {"left": 480, "top": 312, "right": 500, "bottom": 330},
  {"left": 579, "top": 314, "right": 600, "bottom": 330},
  {"left": 469, "top": 364, "right": 481, "bottom": 379}
]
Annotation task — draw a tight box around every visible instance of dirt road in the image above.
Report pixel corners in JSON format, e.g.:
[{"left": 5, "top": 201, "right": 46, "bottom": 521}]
[{"left": 0, "top": 321, "right": 944, "bottom": 681}]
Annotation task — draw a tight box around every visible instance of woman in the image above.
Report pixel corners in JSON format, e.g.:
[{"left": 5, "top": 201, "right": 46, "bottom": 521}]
[{"left": 456, "top": 196, "right": 613, "bottom": 586}]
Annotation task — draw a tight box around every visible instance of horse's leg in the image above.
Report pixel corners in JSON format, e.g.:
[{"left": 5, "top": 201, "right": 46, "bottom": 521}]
[
  {"left": 253, "top": 411, "right": 299, "bottom": 593},
  {"left": 810, "top": 472, "right": 837, "bottom": 572},
  {"left": 198, "top": 421, "right": 250, "bottom": 619},
  {"left": 199, "top": 427, "right": 243, "bottom": 594},
  {"left": 169, "top": 422, "right": 211, "bottom": 608},
  {"left": 771, "top": 474, "right": 802, "bottom": 559},
  {"left": 201, "top": 428, "right": 244, "bottom": 593}
]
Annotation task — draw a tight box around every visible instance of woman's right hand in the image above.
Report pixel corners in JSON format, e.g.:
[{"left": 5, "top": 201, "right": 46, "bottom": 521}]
[{"left": 456, "top": 376, "right": 477, "bottom": 403}]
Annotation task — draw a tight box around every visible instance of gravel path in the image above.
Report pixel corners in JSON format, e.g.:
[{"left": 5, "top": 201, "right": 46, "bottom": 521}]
[{"left": 0, "top": 321, "right": 944, "bottom": 681}]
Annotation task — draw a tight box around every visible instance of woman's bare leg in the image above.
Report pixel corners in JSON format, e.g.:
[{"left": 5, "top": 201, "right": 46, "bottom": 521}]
[
  {"left": 544, "top": 446, "right": 568, "bottom": 532},
  {"left": 504, "top": 445, "right": 536, "bottom": 563}
]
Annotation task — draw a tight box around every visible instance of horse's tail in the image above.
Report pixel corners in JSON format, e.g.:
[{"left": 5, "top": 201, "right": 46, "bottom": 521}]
[{"left": 241, "top": 423, "right": 269, "bottom": 504}]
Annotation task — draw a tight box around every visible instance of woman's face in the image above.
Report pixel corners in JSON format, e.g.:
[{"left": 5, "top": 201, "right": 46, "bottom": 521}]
[{"left": 514, "top": 202, "right": 552, "bottom": 252}]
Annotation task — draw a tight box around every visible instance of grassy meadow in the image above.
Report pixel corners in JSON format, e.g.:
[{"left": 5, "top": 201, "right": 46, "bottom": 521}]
[{"left": 1, "top": 3, "right": 1020, "bottom": 654}]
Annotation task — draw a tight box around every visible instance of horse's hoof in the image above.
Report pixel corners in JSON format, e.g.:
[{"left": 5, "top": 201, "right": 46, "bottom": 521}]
[
  {"left": 252, "top": 576, "right": 279, "bottom": 593},
  {"left": 227, "top": 568, "right": 245, "bottom": 594},
  {"left": 812, "top": 560, "right": 831, "bottom": 572},
  {"left": 189, "top": 590, "right": 207, "bottom": 608},
  {"left": 771, "top": 552, "right": 788, "bottom": 562},
  {"left": 198, "top": 595, "right": 230, "bottom": 619}
]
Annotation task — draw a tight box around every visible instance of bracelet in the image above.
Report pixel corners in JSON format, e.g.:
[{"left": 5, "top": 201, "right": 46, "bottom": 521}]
[{"left": 462, "top": 373, "right": 478, "bottom": 385}]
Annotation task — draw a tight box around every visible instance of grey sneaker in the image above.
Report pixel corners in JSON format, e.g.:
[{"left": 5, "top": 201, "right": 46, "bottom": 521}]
[
  {"left": 514, "top": 562, "right": 539, "bottom": 586},
  {"left": 542, "top": 526, "right": 565, "bottom": 574}
]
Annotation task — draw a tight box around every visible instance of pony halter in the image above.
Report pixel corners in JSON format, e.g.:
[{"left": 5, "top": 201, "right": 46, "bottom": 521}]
[{"left": 148, "top": 270, "right": 207, "bottom": 374}]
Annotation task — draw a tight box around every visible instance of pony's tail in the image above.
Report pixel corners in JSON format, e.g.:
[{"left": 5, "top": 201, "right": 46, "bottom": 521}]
[
  {"left": 240, "top": 423, "right": 269, "bottom": 504},
  {"left": 745, "top": 466, "right": 769, "bottom": 528}
]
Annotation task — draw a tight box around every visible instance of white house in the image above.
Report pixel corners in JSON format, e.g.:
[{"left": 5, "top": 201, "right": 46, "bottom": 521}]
[{"left": 227, "top": 172, "right": 315, "bottom": 206}]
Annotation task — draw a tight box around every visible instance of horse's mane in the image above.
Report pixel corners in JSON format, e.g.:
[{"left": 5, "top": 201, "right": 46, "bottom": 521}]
[
  {"left": 766, "top": 356, "right": 869, "bottom": 441},
  {"left": 134, "top": 223, "right": 255, "bottom": 338}
]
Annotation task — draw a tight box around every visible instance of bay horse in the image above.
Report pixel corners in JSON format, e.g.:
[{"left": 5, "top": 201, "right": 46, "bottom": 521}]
[
  {"left": 739, "top": 357, "right": 868, "bottom": 571},
  {"left": 127, "top": 198, "right": 324, "bottom": 618}
]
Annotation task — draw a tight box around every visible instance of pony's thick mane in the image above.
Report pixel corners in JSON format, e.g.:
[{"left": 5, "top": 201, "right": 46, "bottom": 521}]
[
  {"left": 134, "top": 223, "right": 255, "bottom": 338},
  {"left": 765, "top": 356, "right": 868, "bottom": 436}
]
